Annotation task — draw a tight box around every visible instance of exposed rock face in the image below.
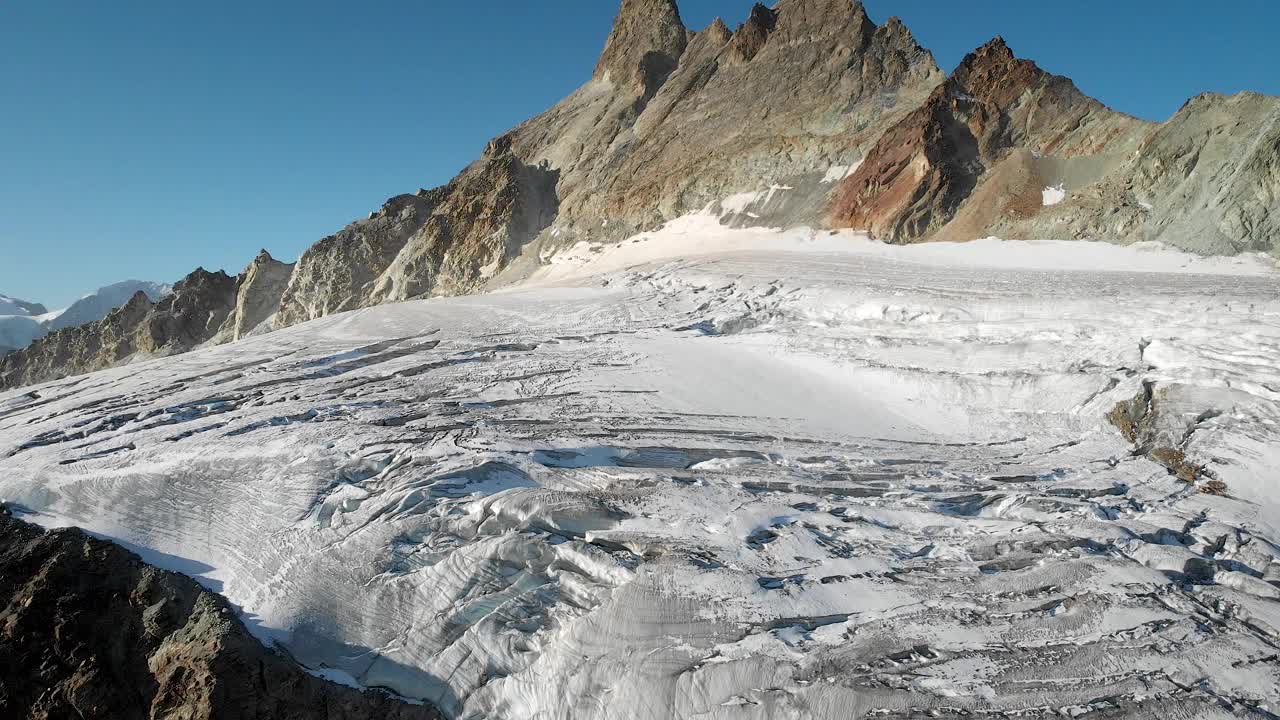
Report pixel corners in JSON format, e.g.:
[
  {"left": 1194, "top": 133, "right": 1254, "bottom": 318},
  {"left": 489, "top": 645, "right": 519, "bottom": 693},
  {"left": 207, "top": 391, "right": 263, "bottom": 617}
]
[
  {"left": 213, "top": 251, "right": 295, "bottom": 343},
  {"left": 0, "top": 506, "right": 442, "bottom": 720},
  {"left": 366, "top": 137, "right": 560, "bottom": 302},
  {"left": 1107, "top": 382, "right": 1222, "bottom": 490},
  {"left": 593, "top": 0, "right": 689, "bottom": 101},
  {"left": 275, "top": 145, "right": 558, "bottom": 319},
  {"left": 275, "top": 191, "right": 448, "bottom": 327},
  {"left": 0, "top": 268, "right": 237, "bottom": 389},
  {"left": 829, "top": 37, "right": 1149, "bottom": 241},
  {"left": 996, "top": 91, "right": 1280, "bottom": 254},
  {"left": 724, "top": 4, "right": 776, "bottom": 65},
  {"left": 499, "top": 0, "right": 941, "bottom": 258}
]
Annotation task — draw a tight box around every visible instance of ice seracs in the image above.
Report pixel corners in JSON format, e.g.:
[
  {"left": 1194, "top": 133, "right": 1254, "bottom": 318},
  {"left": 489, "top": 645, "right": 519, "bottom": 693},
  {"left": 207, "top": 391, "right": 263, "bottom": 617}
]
[{"left": 1, "top": 218, "right": 1277, "bottom": 719}]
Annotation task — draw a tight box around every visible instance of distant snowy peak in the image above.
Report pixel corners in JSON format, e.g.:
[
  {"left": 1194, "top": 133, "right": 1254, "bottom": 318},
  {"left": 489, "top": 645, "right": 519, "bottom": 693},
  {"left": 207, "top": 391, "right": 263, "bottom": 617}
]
[
  {"left": 44, "top": 280, "right": 173, "bottom": 333},
  {"left": 0, "top": 295, "right": 51, "bottom": 358},
  {"left": 0, "top": 281, "right": 172, "bottom": 360},
  {"left": 0, "top": 294, "right": 48, "bottom": 318}
]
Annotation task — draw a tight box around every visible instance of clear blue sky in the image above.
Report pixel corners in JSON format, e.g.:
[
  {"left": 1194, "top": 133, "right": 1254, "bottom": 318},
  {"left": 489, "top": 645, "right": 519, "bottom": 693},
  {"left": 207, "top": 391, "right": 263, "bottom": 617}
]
[{"left": 2, "top": 1, "right": 1276, "bottom": 307}]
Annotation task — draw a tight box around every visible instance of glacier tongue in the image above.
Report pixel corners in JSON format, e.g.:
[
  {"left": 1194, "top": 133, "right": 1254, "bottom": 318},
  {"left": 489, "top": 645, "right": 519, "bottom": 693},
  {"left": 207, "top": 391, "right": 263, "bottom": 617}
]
[{"left": 0, "top": 227, "right": 1278, "bottom": 719}]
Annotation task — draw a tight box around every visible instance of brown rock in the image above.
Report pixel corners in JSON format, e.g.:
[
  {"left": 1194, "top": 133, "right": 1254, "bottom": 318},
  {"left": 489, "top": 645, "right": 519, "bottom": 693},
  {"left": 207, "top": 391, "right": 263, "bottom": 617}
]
[
  {"left": 0, "top": 506, "right": 442, "bottom": 720},
  {"left": 829, "top": 37, "right": 1148, "bottom": 242}
]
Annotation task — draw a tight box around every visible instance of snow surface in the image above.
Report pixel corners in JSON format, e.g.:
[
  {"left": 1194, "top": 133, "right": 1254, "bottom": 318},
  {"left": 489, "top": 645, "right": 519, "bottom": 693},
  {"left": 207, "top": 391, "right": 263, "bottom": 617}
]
[
  {"left": 0, "top": 293, "right": 45, "bottom": 317},
  {"left": 0, "top": 315, "right": 47, "bottom": 352},
  {"left": 1042, "top": 184, "right": 1067, "bottom": 206},
  {"left": 1, "top": 220, "right": 1279, "bottom": 718},
  {"left": 820, "top": 160, "right": 863, "bottom": 184},
  {"left": 0, "top": 293, "right": 49, "bottom": 355}
]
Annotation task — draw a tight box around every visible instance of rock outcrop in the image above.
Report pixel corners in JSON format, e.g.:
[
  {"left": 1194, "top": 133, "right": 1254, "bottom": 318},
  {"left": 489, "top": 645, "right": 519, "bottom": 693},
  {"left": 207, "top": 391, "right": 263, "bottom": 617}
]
[
  {"left": 593, "top": 0, "right": 689, "bottom": 101},
  {"left": 213, "top": 251, "right": 295, "bottom": 343},
  {"left": 275, "top": 191, "right": 448, "bottom": 328},
  {"left": 0, "top": 506, "right": 441, "bottom": 719},
  {"left": 495, "top": 0, "right": 942, "bottom": 262},
  {"left": 996, "top": 90, "right": 1280, "bottom": 254}
]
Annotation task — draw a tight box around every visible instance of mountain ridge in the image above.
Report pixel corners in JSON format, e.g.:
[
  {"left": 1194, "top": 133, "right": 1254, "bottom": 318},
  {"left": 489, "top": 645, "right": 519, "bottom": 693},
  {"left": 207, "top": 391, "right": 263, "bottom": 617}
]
[{"left": 2, "top": 0, "right": 1277, "bottom": 390}]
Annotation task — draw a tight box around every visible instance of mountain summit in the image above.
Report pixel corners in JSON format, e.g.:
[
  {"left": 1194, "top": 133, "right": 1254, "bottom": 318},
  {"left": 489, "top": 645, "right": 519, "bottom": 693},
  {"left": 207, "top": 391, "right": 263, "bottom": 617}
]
[
  {"left": 2, "top": 0, "right": 1277, "bottom": 389},
  {"left": 593, "top": 0, "right": 688, "bottom": 99}
]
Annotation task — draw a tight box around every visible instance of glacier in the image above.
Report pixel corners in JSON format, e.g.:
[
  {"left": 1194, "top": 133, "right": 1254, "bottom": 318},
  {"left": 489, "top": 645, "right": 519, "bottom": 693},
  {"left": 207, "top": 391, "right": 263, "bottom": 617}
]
[{"left": 0, "top": 221, "right": 1278, "bottom": 719}]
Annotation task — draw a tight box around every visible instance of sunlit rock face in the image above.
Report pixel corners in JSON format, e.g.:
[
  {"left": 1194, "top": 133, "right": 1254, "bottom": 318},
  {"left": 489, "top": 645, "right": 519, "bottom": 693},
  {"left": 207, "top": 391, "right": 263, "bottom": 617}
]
[{"left": 0, "top": 268, "right": 238, "bottom": 390}]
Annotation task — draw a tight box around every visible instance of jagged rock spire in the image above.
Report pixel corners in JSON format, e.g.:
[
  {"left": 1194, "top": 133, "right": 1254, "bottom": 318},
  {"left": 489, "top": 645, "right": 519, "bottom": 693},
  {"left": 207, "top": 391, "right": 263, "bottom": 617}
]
[
  {"left": 772, "top": 0, "right": 874, "bottom": 47},
  {"left": 594, "top": 0, "right": 688, "bottom": 98},
  {"left": 704, "top": 17, "right": 731, "bottom": 45},
  {"left": 953, "top": 36, "right": 1017, "bottom": 79},
  {"left": 950, "top": 36, "right": 1055, "bottom": 110},
  {"left": 726, "top": 4, "right": 779, "bottom": 64}
]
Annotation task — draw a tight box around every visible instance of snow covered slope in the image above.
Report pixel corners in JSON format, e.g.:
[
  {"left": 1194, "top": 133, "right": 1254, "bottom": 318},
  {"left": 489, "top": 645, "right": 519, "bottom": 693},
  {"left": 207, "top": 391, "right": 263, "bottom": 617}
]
[
  {"left": 0, "top": 315, "right": 46, "bottom": 357},
  {"left": 0, "top": 294, "right": 50, "bottom": 358},
  {"left": 0, "top": 224, "right": 1277, "bottom": 718},
  {"left": 0, "top": 294, "right": 47, "bottom": 317}
]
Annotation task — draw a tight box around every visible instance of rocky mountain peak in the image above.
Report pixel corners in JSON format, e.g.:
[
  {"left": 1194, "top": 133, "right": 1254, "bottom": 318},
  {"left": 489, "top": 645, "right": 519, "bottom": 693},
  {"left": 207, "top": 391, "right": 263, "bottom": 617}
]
[
  {"left": 868, "top": 14, "right": 933, "bottom": 70},
  {"left": 726, "top": 3, "right": 778, "bottom": 64},
  {"left": 874, "top": 16, "right": 914, "bottom": 46},
  {"left": 828, "top": 31, "right": 1153, "bottom": 244},
  {"left": 703, "top": 16, "right": 731, "bottom": 46},
  {"left": 593, "top": 0, "right": 688, "bottom": 99},
  {"left": 215, "top": 248, "right": 296, "bottom": 343},
  {"left": 123, "top": 289, "right": 152, "bottom": 310},
  {"left": 171, "top": 267, "right": 233, "bottom": 295},
  {"left": 950, "top": 36, "right": 1045, "bottom": 106},
  {"left": 772, "top": 0, "right": 875, "bottom": 48},
  {"left": 967, "top": 36, "right": 1015, "bottom": 64}
]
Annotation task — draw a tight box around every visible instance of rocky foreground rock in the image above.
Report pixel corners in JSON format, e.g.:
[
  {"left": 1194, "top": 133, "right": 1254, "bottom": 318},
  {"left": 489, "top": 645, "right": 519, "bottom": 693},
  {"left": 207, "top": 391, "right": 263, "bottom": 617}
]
[
  {"left": 0, "top": 505, "right": 441, "bottom": 720},
  {"left": 2, "top": 0, "right": 1277, "bottom": 389}
]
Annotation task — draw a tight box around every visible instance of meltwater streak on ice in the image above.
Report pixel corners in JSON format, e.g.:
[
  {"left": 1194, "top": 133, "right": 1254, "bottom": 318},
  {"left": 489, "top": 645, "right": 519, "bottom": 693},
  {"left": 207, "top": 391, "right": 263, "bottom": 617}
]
[{"left": 0, "top": 221, "right": 1278, "bottom": 718}]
